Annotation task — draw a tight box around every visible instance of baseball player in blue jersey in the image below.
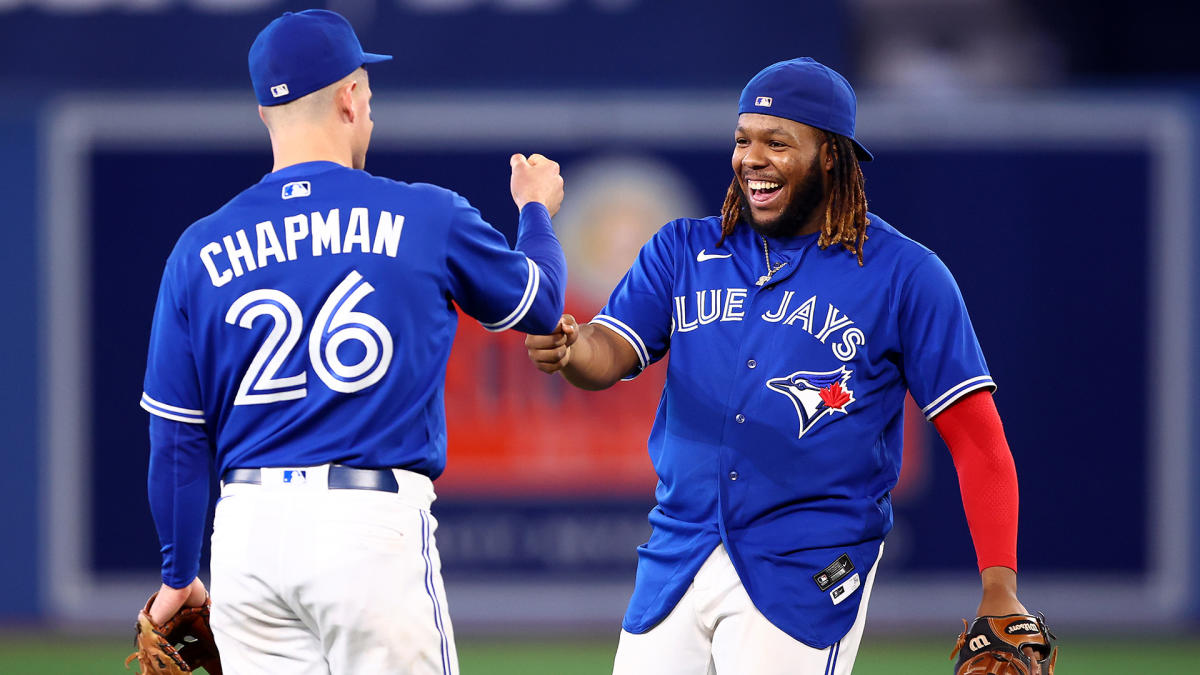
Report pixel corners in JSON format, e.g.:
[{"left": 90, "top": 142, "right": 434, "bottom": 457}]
[
  {"left": 132, "top": 10, "right": 566, "bottom": 675},
  {"left": 526, "top": 58, "right": 1054, "bottom": 674}
]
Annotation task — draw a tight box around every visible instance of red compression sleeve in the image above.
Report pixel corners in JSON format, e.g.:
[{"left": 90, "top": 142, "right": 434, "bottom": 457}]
[{"left": 931, "top": 389, "right": 1019, "bottom": 573}]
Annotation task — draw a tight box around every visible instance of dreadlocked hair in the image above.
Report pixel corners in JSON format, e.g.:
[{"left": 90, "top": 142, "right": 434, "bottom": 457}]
[{"left": 718, "top": 131, "right": 870, "bottom": 265}]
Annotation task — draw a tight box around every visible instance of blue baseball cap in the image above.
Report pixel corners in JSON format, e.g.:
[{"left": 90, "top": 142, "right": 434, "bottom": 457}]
[
  {"left": 738, "top": 57, "right": 872, "bottom": 162},
  {"left": 249, "top": 9, "right": 392, "bottom": 107}
]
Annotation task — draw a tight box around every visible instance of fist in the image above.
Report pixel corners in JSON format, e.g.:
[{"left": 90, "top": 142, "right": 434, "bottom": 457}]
[
  {"left": 510, "top": 153, "right": 565, "bottom": 217},
  {"left": 525, "top": 314, "right": 578, "bottom": 373}
]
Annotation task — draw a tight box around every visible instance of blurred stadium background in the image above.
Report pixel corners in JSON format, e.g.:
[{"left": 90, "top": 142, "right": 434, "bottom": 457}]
[{"left": 3, "top": 0, "right": 1200, "bottom": 672}]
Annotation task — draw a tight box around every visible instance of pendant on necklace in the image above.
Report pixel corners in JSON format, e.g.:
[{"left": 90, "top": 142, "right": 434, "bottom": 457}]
[{"left": 756, "top": 275, "right": 770, "bottom": 286}]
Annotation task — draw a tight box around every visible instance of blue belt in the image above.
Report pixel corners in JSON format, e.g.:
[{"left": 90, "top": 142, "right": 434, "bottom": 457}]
[{"left": 222, "top": 466, "right": 400, "bottom": 493}]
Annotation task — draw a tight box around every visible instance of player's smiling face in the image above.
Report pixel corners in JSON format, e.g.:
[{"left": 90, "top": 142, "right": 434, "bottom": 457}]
[{"left": 732, "top": 113, "right": 832, "bottom": 238}]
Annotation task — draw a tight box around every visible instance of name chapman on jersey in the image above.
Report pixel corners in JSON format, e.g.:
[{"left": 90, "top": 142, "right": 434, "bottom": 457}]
[
  {"left": 673, "top": 289, "right": 865, "bottom": 362},
  {"left": 198, "top": 208, "right": 405, "bottom": 287}
]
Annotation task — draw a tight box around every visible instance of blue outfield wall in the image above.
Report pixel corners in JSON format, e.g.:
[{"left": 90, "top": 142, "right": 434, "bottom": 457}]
[
  {"left": 0, "top": 105, "right": 40, "bottom": 618},
  {"left": 4, "top": 0, "right": 1197, "bottom": 626},
  {"left": 7, "top": 90, "right": 1200, "bottom": 624},
  {"left": 24, "top": 90, "right": 1198, "bottom": 631}
]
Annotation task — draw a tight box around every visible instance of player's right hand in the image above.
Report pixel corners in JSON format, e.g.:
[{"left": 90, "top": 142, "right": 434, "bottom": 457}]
[
  {"left": 525, "top": 314, "right": 578, "bottom": 373},
  {"left": 510, "top": 153, "right": 565, "bottom": 217},
  {"left": 148, "top": 577, "right": 208, "bottom": 625}
]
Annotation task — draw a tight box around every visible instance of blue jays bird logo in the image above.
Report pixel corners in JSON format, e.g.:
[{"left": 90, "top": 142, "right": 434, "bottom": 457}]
[{"left": 766, "top": 367, "right": 856, "bottom": 439}]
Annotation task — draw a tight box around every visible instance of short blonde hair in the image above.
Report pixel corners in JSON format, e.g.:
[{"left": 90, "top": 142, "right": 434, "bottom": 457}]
[{"left": 260, "top": 68, "right": 364, "bottom": 130}]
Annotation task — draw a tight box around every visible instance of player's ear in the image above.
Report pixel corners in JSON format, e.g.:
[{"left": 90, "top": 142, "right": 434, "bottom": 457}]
[{"left": 336, "top": 80, "right": 358, "bottom": 123}]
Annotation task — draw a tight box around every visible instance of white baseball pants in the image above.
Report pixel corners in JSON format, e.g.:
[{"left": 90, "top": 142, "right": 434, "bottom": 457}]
[
  {"left": 208, "top": 466, "right": 457, "bottom": 675},
  {"left": 612, "top": 543, "right": 882, "bottom": 675}
]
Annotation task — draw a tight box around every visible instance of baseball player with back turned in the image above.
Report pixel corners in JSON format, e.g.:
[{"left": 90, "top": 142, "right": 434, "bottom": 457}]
[
  {"left": 134, "top": 9, "right": 565, "bottom": 675},
  {"left": 526, "top": 58, "right": 1056, "bottom": 675}
]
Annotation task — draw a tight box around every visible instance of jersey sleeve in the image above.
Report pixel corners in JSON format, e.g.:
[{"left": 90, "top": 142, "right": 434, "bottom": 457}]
[
  {"left": 445, "top": 194, "right": 564, "bottom": 335},
  {"left": 591, "top": 222, "right": 677, "bottom": 378},
  {"left": 148, "top": 415, "right": 214, "bottom": 588},
  {"left": 898, "top": 253, "right": 996, "bottom": 419},
  {"left": 141, "top": 256, "right": 207, "bottom": 425}
]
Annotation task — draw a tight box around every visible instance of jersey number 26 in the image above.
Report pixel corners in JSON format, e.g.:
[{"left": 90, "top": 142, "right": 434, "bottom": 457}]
[{"left": 224, "top": 270, "right": 393, "bottom": 405}]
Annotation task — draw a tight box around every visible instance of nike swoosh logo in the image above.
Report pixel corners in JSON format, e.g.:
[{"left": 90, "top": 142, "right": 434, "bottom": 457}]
[{"left": 697, "top": 250, "right": 732, "bottom": 262}]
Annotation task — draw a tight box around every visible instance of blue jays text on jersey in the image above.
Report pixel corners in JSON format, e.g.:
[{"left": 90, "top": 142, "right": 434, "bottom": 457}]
[
  {"left": 140, "top": 160, "right": 565, "bottom": 586},
  {"left": 592, "top": 213, "right": 993, "bottom": 648},
  {"left": 672, "top": 288, "right": 865, "bottom": 362}
]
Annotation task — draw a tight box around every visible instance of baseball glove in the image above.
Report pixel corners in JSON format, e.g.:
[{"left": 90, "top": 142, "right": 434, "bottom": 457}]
[
  {"left": 124, "top": 592, "right": 223, "bottom": 675},
  {"left": 950, "top": 613, "right": 1057, "bottom": 675}
]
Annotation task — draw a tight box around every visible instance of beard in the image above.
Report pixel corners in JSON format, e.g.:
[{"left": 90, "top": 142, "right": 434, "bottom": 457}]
[{"left": 740, "top": 153, "right": 826, "bottom": 239}]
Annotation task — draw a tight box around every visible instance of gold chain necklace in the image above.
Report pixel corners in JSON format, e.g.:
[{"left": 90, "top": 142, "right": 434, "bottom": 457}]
[{"left": 756, "top": 235, "right": 788, "bottom": 286}]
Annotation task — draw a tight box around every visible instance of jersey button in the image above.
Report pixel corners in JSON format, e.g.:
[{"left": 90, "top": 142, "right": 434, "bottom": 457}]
[
  {"left": 735, "top": 413, "right": 746, "bottom": 424},
  {"left": 747, "top": 359, "right": 757, "bottom": 369},
  {"left": 729, "top": 471, "right": 739, "bottom": 481}
]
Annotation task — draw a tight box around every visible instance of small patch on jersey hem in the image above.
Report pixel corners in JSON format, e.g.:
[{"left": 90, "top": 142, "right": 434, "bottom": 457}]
[
  {"left": 813, "top": 553, "right": 854, "bottom": 591},
  {"left": 830, "top": 572, "right": 860, "bottom": 605}
]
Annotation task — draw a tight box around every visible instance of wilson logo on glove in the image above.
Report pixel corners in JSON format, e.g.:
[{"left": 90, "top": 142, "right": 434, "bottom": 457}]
[{"left": 950, "top": 613, "right": 1057, "bottom": 675}]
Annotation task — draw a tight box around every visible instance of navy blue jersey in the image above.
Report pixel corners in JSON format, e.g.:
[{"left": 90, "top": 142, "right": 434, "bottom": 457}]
[
  {"left": 595, "top": 213, "right": 993, "bottom": 647},
  {"left": 142, "top": 161, "right": 563, "bottom": 480}
]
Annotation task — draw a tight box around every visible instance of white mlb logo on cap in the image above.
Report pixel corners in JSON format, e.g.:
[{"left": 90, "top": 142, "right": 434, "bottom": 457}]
[
  {"left": 271, "top": 83, "right": 290, "bottom": 98},
  {"left": 755, "top": 96, "right": 773, "bottom": 107}
]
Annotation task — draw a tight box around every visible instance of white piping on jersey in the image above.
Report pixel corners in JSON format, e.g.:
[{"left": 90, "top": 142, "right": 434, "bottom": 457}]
[
  {"left": 140, "top": 392, "right": 206, "bottom": 424},
  {"left": 481, "top": 257, "right": 541, "bottom": 333},
  {"left": 590, "top": 314, "right": 649, "bottom": 372},
  {"left": 922, "top": 375, "right": 996, "bottom": 419}
]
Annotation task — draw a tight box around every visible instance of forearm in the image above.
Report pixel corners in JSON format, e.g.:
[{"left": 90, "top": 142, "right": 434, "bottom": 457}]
[
  {"left": 560, "top": 322, "right": 636, "bottom": 391},
  {"left": 933, "top": 391, "right": 1030, "bottom": 617},
  {"left": 932, "top": 390, "right": 1019, "bottom": 572},
  {"left": 147, "top": 416, "right": 215, "bottom": 589},
  {"left": 513, "top": 203, "right": 566, "bottom": 335}
]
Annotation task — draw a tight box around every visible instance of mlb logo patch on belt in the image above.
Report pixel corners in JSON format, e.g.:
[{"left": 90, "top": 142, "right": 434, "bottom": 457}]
[{"left": 282, "top": 469, "right": 307, "bottom": 484}]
